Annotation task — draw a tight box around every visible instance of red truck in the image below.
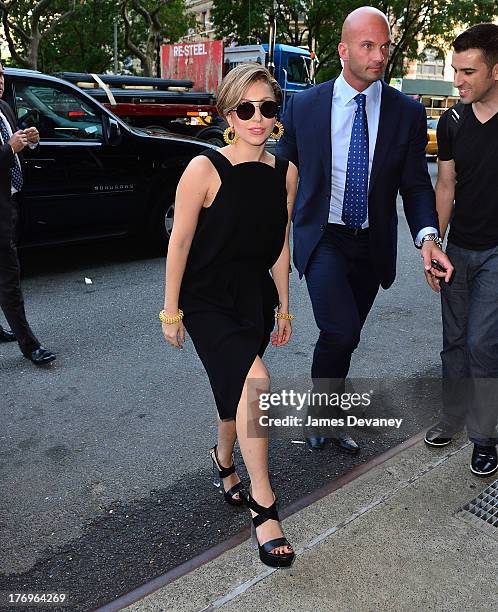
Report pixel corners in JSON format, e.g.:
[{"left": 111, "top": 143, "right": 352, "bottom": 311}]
[
  {"left": 55, "top": 40, "right": 313, "bottom": 146},
  {"left": 55, "top": 70, "right": 226, "bottom": 146}
]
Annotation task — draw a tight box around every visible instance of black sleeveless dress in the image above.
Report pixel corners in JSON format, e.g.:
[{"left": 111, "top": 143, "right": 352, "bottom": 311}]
[{"left": 179, "top": 149, "right": 290, "bottom": 420}]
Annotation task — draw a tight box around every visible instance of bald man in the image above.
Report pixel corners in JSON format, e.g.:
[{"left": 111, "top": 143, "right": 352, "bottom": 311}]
[{"left": 277, "top": 7, "right": 453, "bottom": 451}]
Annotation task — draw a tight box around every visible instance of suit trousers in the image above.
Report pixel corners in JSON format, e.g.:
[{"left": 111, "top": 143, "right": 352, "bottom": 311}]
[
  {"left": 0, "top": 196, "right": 39, "bottom": 355},
  {"left": 305, "top": 224, "right": 380, "bottom": 421},
  {"left": 440, "top": 242, "right": 498, "bottom": 445},
  {"left": 305, "top": 223, "right": 380, "bottom": 426}
]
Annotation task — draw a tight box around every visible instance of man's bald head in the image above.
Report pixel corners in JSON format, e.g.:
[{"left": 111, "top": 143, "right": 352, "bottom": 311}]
[
  {"left": 341, "top": 6, "right": 390, "bottom": 42},
  {"left": 338, "top": 6, "right": 391, "bottom": 91}
]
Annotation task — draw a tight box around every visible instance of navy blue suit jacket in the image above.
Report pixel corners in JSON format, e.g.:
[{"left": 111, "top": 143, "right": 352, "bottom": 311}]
[{"left": 276, "top": 78, "right": 437, "bottom": 289}]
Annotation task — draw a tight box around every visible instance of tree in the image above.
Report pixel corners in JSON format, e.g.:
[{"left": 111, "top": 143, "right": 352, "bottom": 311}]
[
  {"left": 211, "top": 0, "right": 362, "bottom": 79},
  {"left": 39, "top": 0, "right": 121, "bottom": 73},
  {"left": 212, "top": 0, "right": 270, "bottom": 45},
  {"left": 120, "top": 0, "right": 193, "bottom": 76},
  {"left": 380, "top": 0, "right": 498, "bottom": 82},
  {"left": 0, "top": 0, "right": 82, "bottom": 70},
  {"left": 212, "top": 0, "right": 498, "bottom": 83}
]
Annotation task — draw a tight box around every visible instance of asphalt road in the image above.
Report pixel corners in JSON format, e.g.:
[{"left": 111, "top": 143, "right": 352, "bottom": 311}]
[{"left": 0, "top": 162, "right": 443, "bottom": 611}]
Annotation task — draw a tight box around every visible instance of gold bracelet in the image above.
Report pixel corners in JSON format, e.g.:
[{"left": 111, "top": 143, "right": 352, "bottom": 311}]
[
  {"left": 159, "top": 309, "right": 184, "bottom": 324},
  {"left": 275, "top": 311, "right": 294, "bottom": 321}
]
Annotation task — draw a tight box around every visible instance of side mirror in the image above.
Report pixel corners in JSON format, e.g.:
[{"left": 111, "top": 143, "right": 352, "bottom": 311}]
[{"left": 104, "top": 115, "right": 121, "bottom": 145}]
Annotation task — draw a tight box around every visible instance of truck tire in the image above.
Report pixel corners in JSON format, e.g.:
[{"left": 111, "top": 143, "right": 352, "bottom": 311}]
[{"left": 197, "top": 127, "right": 225, "bottom": 148}]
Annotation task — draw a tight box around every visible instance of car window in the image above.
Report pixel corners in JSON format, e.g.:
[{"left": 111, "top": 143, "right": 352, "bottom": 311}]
[{"left": 14, "top": 81, "right": 103, "bottom": 142}]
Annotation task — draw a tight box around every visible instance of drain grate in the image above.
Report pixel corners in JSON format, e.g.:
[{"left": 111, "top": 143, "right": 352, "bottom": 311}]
[{"left": 456, "top": 479, "right": 498, "bottom": 541}]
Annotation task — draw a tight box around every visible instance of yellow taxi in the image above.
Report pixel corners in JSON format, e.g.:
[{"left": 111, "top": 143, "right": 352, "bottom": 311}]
[{"left": 426, "top": 117, "right": 438, "bottom": 156}]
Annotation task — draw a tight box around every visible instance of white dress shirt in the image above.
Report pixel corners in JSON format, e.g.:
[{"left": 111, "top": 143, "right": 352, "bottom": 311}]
[
  {"left": 328, "top": 71, "right": 437, "bottom": 244},
  {"left": 329, "top": 72, "right": 381, "bottom": 228}
]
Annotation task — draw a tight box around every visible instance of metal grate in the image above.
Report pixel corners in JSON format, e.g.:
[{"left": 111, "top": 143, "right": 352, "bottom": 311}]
[{"left": 456, "top": 479, "right": 498, "bottom": 541}]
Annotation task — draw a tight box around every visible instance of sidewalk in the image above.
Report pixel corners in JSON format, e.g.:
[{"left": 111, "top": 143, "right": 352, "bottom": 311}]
[{"left": 123, "top": 435, "right": 498, "bottom": 612}]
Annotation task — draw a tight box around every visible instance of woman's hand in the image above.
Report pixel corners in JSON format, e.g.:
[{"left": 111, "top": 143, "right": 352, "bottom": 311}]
[
  {"left": 162, "top": 320, "right": 186, "bottom": 349},
  {"left": 271, "top": 319, "right": 292, "bottom": 347}
]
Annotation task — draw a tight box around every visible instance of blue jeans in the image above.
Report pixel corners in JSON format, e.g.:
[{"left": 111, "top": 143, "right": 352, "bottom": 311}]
[{"left": 440, "top": 242, "right": 498, "bottom": 445}]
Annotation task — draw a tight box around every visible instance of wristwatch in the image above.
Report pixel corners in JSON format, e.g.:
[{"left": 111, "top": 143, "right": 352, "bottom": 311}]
[{"left": 419, "top": 233, "right": 443, "bottom": 249}]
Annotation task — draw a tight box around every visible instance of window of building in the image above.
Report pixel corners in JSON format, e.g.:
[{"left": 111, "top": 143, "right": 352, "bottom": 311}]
[{"left": 417, "top": 48, "right": 444, "bottom": 79}]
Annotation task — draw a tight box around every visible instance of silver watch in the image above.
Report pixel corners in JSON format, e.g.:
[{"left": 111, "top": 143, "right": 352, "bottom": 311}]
[{"left": 420, "top": 233, "right": 443, "bottom": 249}]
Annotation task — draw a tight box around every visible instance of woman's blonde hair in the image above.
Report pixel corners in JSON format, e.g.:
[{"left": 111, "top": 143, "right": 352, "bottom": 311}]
[{"left": 216, "top": 63, "right": 282, "bottom": 118}]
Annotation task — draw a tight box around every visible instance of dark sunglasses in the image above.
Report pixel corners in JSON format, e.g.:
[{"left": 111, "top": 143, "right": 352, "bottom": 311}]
[{"left": 232, "top": 100, "right": 279, "bottom": 120}]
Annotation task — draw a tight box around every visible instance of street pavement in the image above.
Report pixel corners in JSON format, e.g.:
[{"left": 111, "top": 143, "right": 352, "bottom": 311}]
[
  {"left": 122, "top": 436, "right": 498, "bottom": 612},
  {"left": 0, "top": 162, "right": 463, "bottom": 610}
]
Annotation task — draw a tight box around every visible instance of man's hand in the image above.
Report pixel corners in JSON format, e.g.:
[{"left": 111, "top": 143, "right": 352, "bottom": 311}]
[
  {"left": 8, "top": 130, "right": 28, "bottom": 153},
  {"left": 421, "top": 241, "right": 454, "bottom": 292},
  {"left": 23, "top": 126, "right": 39, "bottom": 144}
]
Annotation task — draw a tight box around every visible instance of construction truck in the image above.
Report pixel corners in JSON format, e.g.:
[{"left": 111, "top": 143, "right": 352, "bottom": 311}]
[{"left": 55, "top": 41, "right": 314, "bottom": 146}]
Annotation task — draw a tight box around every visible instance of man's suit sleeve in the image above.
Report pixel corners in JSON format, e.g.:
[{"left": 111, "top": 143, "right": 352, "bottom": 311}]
[
  {"left": 0, "top": 143, "right": 15, "bottom": 170},
  {"left": 0, "top": 100, "right": 17, "bottom": 169},
  {"left": 275, "top": 94, "right": 299, "bottom": 167},
  {"left": 399, "top": 103, "right": 437, "bottom": 240}
]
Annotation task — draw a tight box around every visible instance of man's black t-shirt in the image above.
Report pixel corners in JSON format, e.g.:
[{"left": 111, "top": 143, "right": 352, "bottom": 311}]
[{"left": 437, "top": 105, "right": 498, "bottom": 250}]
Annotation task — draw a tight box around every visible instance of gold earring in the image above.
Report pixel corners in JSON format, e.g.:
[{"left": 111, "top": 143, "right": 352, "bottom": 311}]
[
  {"left": 223, "top": 126, "right": 238, "bottom": 145},
  {"left": 272, "top": 121, "right": 284, "bottom": 141}
]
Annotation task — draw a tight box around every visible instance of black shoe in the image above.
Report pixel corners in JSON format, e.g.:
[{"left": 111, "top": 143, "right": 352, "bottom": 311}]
[
  {"left": 306, "top": 436, "right": 328, "bottom": 450},
  {"left": 0, "top": 328, "right": 16, "bottom": 342},
  {"left": 23, "top": 346, "right": 56, "bottom": 366},
  {"left": 470, "top": 444, "right": 498, "bottom": 477},
  {"left": 331, "top": 432, "right": 360, "bottom": 454},
  {"left": 246, "top": 492, "right": 294, "bottom": 568},
  {"left": 209, "top": 445, "right": 244, "bottom": 506},
  {"left": 424, "top": 424, "right": 453, "bottom": 447}
]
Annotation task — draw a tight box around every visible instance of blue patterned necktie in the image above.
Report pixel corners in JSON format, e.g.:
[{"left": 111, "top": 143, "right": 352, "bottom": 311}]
[
  {"left": 342, "top": 93, "right": 368, "bottom": 228},
  {"left": 0, "top": 115, "right": 23, "bottom": 191}
]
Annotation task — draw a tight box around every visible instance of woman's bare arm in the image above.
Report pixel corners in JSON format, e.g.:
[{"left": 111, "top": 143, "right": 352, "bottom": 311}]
[
  {"left": 163, "top": 155, "right": 216, "bottom": 314},
  {"left": 270, "top": 161, "right": 298, "bottom": 313}
]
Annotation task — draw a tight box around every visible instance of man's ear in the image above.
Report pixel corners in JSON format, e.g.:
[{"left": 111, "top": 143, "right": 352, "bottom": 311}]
[
  {"left": 493, "top": 62, "right": 498, "bottom": 82},
  {"left": 338, "top": 41, "right": 348, "bottom": 62}
]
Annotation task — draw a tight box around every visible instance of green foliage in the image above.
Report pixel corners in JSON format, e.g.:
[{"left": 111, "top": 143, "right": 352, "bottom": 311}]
[
  {"left": 0, "top": 0, "right": 83, "bottom": 70},
  {"left": 212, "top": 0, "right": 498, "bottom": 83},
  {"left": 39, "top": 1, "right": 121, "bottom": 73},
  {"left": 120, "top": 0, "right": 194, "bottom": 76},
  {"left": 0, "top": 0, "right": 193, "bottom": 74},
  {"left": 378, "top": 0, "right": 498, "bottom": 81}
]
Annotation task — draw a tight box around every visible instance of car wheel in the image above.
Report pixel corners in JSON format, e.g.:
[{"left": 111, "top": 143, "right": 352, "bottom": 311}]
[
  {"left": 164, "top": 201, "right": 175, "bottom": 239},
  {"left": 143, "top": 194, "right": 174, "bottom": 253}
]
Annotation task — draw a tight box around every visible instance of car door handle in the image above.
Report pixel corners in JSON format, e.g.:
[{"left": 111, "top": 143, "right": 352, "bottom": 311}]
[{"left": 27, "top": 159, "right": 56, "bottom": 170}]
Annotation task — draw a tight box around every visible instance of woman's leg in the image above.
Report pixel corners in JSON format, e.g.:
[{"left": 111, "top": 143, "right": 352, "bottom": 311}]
[
  {"left": 236, "top": 355, "right": 292, "bottom": 554},
  {"left": 215, "top": 417, "right": 241, "bottom": 501}
]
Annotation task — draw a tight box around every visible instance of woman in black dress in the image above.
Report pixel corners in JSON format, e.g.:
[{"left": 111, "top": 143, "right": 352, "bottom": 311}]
[{"left": 161, "top": 63, "right": 298, "bottom": 568}]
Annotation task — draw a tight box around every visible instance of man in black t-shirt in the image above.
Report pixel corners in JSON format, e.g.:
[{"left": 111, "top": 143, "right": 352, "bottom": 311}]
[{"left": 424, "top": 24, "right": 498, "bottom": 477}]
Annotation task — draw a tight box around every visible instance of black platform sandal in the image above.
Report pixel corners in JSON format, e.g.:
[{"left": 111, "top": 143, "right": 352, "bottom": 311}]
[
  {"left": 209, "top": 445, "right": 244, "bottom": 506},
  {"left": 246, "top": 492, "right": 295, "bottom": 568}
]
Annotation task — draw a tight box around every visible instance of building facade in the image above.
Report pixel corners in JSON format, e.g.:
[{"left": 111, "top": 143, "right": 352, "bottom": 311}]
[{"left": 185, "top": 0, "right": 216, "bottom": 41}]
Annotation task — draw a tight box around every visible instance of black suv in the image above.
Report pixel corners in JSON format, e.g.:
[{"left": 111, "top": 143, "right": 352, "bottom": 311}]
[{"left": 3, "top": 68, "right": 215, "bottom": 249}]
